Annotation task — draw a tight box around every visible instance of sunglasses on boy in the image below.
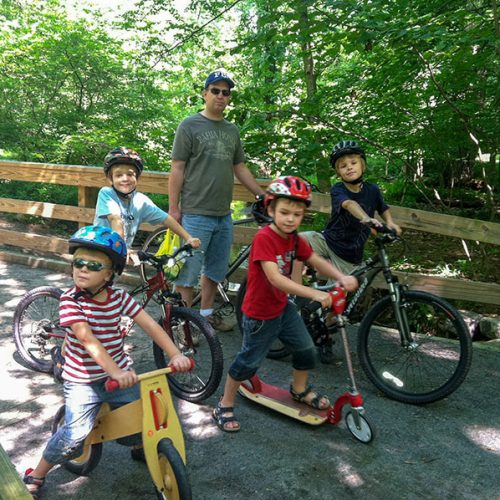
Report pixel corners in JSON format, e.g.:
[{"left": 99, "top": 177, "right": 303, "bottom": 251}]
[
  {"left": 208, "top": 88, "right": 231, "bottom": 97},
  {"left": 72, "top": 258, "right": 111, "bottom": 272}
]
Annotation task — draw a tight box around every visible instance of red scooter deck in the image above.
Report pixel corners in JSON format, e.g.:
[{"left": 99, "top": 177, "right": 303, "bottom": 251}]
[{"left": 238, "top": 375, "right": 330, "bottom": 425}]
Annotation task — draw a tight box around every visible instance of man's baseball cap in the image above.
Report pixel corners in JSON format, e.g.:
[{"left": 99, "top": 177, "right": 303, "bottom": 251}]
[{"left": 204, "top": 69, "right": 235, "bottom": 89}]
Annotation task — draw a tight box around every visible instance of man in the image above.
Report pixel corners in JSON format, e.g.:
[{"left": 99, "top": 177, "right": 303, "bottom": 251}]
[{"left": 169, "top": 69, "right": 265, "bottom": 331}]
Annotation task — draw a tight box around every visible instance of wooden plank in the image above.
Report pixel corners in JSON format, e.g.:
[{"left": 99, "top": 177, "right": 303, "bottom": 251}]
[
  {"left": 0, "top": 443, "right": 32, "bottom": 499},
  {"left": 389, "top": 206, "right": 500, "bottom": 245},
  {"left": 372, "top": 272, "right": 500, "bottom": 306},
  {"left": 0, "top": 160, "right": 269, "bottom": 199},
  {"left": 0, "top": 228, "right": 69, "bottom": 254},
  {"left": 310, "top": 192, "right": 500, "bottom": 245},
  {"left": 0, "top": 198, "right": 95, "bottom": 222}
]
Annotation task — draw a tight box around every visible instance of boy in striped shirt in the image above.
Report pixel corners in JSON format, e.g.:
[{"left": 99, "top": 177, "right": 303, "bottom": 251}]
[{"left": 23, "top": 226, "right": 191, "bottom": 498}]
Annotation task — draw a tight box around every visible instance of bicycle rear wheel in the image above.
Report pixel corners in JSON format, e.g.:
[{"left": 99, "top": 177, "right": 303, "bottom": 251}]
[
  {"left": 357, "top": 290, "right": 472, "bottom": 404},
  {"left": 13, "top": 286, "right": 64, "bottom": 372},
  {"left": 154, "top": 307, "right": 223, "bottom": 402}
]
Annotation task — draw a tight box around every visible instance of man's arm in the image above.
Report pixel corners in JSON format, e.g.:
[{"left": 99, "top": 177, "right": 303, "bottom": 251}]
[
  {"left": 233, "top": 162, "right": 265, "bottom": 197},
  {"left": 168, "top": 160, "right": 186, "bottom": 222}
]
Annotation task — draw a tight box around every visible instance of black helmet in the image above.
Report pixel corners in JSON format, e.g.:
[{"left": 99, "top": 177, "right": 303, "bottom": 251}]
[
  {"left": 104, "top": 147, "right": 144, "bottom": 177},
  {"left": 329, "top": 140, "right": 366, "bottom": 167}
]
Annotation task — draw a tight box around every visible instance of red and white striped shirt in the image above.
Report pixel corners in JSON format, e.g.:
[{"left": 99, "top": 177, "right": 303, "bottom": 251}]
[{"left": 59, "top": 286, "right": 142, "bottom": 383}]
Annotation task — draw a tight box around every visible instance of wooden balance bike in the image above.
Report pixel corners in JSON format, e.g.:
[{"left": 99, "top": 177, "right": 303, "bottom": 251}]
[
  {"left": 52, "top": 361, "right": 195, "bottom": 499},
  {"left": 238, "top": 288, "right": 375, "bottom": 443}
]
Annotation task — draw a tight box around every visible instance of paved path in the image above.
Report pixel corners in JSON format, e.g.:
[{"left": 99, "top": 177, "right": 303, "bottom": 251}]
[{"left": 0, "top": 260, "right": 499, "bottom": 499}]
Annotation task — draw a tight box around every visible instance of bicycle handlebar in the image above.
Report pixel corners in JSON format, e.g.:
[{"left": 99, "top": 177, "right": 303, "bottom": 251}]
[
  {"left": 137, "top": 243, "right": 193, "bottom": 266},
  {"left": 365, "top": 221, "right": 401, "bottom": 243}
]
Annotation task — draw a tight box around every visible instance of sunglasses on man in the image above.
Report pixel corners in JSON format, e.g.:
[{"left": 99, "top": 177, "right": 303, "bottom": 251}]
[
  {"left": 72, "top": 258, "right": 111, "bottom": 272},
  {"left": 208, "top": 88, "right": 231, "bottom": 97}
]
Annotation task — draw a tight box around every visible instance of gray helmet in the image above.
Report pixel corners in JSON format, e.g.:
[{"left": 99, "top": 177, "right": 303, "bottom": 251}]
[{"left": 330, "top": 140, "right": 366, "bottom": 167}]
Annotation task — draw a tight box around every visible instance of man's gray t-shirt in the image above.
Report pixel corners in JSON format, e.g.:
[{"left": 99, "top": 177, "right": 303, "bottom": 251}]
[{"left": 171, "top": 113, "right": 245, "bottom": 216}]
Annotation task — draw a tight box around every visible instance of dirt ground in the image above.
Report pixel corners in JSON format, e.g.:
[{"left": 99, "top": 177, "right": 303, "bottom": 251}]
[{"left": 0, "top": 259, "right": 499, "bottom": 500}]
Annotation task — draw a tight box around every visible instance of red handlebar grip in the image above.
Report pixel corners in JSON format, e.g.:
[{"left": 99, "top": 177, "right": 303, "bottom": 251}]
[
  {"left": 105, "top": 379, "right": 120, "bottom": 392},
  {"left": 168, "top": 357, "right": 195, "bottom": 374}
]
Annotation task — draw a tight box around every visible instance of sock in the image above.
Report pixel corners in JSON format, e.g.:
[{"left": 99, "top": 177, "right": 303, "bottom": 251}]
[{"left": 200, "top": 308, "right": 214, "bottom": 317}]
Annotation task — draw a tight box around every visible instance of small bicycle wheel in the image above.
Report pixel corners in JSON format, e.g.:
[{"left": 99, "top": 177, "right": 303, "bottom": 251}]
[
  {"left": 13, "top": 286, "right": 64, "bottom": 373},
  {"left": 235, "top": 277, "right": 291, "bottom": 359},
  {"left": 345, "top": 411, "right": 374, "bottom": 444},
  {"left": 140, "top": 228, "right": 168, "bottom": 282},
  {"left": 52, "top": 405, "right": 102, "bottom": 476},
  {"left": 357, "top": 290, "right": 472, "bottom": 404},
  {"left": 153, "top": 307, "right": 223, "bottom": 402},
  {"left": 155, "top": 439, "right": 192, "bottom": 500}
]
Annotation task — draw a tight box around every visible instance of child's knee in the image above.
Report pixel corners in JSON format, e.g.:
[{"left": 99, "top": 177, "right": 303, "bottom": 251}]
[{"left": 291, "top": 346, "right": 318, "bottom": 371}]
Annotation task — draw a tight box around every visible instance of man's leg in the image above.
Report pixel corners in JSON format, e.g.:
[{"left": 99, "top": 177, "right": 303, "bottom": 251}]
[
  {"left": 175, "top": 285, "right": 194, "bottom": 307},
  {"left": 200, "top": 275, "right": 218, "bottom": 310}
]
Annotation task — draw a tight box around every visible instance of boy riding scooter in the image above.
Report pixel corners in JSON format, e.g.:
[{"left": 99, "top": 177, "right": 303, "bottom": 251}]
[{"left": 213, "top": 176, "right": 358, "bottom": 432}]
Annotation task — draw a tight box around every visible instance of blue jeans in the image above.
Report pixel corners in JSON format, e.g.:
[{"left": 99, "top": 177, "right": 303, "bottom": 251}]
[
  {"left": 174, "top": 214, "right": 233, "bottom": 286},
  {"left": 229, "top": 302, "right": 317, "bottom": 381},
  {"left": 43, "top": 380, "right": 139, "bottom": 465}
]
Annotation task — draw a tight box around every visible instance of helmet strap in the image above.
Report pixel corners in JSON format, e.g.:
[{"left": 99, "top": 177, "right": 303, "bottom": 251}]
[
  {"left": 112, "top": 185, "right": 136, "bottom": 198},
  {"left": 73, "top": 277, "right": 114, "bottom": 300},
  {"left": 343, "top": 175, "right": 363, "bottom": 185}
]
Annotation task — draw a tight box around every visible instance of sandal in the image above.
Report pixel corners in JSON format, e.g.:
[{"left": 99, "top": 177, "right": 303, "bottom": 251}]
[
  {"left": 290, "top": 384, "right": 330, "bottom": 410},
  {"left": 23, "top": 468, "right": 45, "bottom": 499},
  {"left": 212, "top": 398, "right": 240, "bottom": 433}
]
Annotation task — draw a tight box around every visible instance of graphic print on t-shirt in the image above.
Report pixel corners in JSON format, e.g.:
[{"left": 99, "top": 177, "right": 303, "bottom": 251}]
[{"left": 196, "top": 129, "right": 238, "bottom": 161}]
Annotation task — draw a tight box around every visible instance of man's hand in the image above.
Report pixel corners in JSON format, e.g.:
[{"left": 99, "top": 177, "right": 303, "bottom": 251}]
[{"left": 169, "top": 206, "right": 182, "bottom": 223}]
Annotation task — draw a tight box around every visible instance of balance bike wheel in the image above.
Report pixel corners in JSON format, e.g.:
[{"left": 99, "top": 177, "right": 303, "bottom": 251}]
[{"left": 155, "top": 438, "right": 192, "bottom": 500}]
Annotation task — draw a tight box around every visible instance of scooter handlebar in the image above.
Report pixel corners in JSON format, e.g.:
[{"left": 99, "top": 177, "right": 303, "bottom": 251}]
[{"left": 302, "top": 286, "right": 348, "bottom": 316}]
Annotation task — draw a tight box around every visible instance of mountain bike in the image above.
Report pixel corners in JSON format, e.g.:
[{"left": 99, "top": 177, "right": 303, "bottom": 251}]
[
  {"left": 139, "top": 200, "right": 270, "bottom": 317},
  {"left": 235, "top": 224, "right": 473, "bottom": 405},
  {"left": 12, "top": 245, "right": 223, "bottom": 403}
]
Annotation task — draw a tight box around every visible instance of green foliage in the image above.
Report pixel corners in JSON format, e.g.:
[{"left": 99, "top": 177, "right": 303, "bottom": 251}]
[{"left": 0, "top": 0, "right": 498, "bottom": 221}]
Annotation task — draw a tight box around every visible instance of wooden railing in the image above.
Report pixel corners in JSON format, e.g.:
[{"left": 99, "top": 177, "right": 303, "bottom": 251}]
[{"left": 1, "top": 159, "right": 499, "bottom": 305}]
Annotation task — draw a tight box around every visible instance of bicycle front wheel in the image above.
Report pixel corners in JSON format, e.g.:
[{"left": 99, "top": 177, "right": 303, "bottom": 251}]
[
  {"left": 155, "top": 438, "right": 192, "bottom": 500},
  {"left": 13, "top": 286, "right": 64, "bottom": 372},
  {"left": 140, "top": 228, "right": 168, "bottom": 282},
  {"left": 357, "top": 290, "right": 472, "bottom": 404},
  {"left": 154, "top": 307, "right": 223, "bottom": 402}
]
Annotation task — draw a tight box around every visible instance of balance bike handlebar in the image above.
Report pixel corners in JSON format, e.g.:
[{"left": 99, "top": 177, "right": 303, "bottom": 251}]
[{"left": 105, "top": 358, "right": 195, "bottom": 392}]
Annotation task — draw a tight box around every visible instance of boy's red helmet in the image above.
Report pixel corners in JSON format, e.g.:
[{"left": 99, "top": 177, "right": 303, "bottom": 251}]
[{"left": 264, "top": 176, "right": 312, "bottom": 208}]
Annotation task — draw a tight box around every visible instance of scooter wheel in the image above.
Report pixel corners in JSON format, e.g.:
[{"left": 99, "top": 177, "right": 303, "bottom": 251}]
[{"left": 345, "top": 411, "right": 375, "bottom": 444}]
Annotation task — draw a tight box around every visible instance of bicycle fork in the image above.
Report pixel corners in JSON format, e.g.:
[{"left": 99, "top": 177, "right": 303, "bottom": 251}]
[{"left": 386, "top": 279, "right": 414, "bottom": 349}]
